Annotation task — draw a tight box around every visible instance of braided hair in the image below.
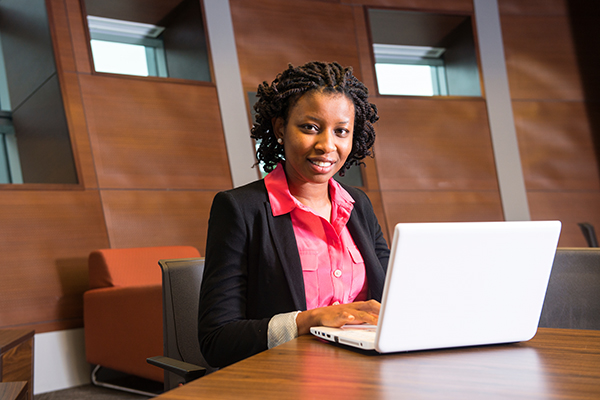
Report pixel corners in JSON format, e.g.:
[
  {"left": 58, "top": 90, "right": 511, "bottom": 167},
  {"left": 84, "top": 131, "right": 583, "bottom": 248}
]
[{"left": 251, "top": 61, "right": 379, "bottom": 176}]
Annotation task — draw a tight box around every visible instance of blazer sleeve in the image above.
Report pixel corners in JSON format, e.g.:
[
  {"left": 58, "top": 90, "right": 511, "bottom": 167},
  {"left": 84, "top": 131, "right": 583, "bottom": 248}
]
[{"left": 198, "top": 190, "right": 270, "bottom": 368}]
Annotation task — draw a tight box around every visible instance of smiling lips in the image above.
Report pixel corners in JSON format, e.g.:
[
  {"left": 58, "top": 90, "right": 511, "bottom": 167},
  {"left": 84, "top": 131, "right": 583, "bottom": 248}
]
[{"left": 309, "top": 159, "right": 335, "bottom": 168}]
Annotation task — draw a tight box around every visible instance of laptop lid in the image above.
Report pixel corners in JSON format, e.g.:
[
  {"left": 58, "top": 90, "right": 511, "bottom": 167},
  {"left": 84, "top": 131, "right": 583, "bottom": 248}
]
[
  {"left": 311, "top": 220, "right": 561, "bottom": 353},
  {"left": 375, "top": 220, "right": 561, "bottom": 353}
]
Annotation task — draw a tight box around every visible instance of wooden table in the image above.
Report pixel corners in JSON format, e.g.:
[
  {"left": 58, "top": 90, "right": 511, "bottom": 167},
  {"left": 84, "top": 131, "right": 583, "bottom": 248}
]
[
  {"left": 0, "top": 330, "right": 34, "bottom": 400},
  {"left": 0, "top": 381, "right": 28, "bottom": 400},
  {"left": 156, "top": 328, "right": 600, "bottom": 399}
]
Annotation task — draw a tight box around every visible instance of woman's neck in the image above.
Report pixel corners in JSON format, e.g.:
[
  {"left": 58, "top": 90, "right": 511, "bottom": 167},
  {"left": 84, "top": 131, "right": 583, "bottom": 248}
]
[{"left": 288, "top": 182, "right": 332, "bottom": 222}]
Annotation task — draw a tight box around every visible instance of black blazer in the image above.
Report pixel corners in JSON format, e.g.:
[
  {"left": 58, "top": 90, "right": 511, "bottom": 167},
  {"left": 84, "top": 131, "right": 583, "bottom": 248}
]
[{"left": 198, "top": 179, "right": 389, "bottom": 368}]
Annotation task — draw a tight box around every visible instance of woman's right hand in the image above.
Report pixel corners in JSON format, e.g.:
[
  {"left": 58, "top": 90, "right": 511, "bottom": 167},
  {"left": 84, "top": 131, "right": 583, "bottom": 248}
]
[{"left": 295, "top": 300, "right": 380, "bottom": 336}]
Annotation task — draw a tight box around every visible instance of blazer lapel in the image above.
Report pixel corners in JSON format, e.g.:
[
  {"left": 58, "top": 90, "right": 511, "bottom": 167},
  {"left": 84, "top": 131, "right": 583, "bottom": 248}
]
[{"left": 264, "top": 202, "right": 307, "bottom": 311}]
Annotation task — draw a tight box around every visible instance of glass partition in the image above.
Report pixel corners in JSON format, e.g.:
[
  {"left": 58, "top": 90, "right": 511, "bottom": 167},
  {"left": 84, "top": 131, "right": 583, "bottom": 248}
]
[{"left": 0, "top": 0, "right": 78, "bottom": 184}]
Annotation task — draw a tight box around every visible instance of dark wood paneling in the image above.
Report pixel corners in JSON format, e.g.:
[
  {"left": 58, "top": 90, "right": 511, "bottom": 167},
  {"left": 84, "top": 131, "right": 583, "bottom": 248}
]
[
  {"left": 514, "top": 100, "right": 600, "bottom": 191},
  {"left": 79, "top": 74, "right": 232, "bottom": 190},
  {"left": 374, "top": 97, "right": 499, "bottom": 191},
  {"left": 381, "top": 190, "right": 504, "bottom": 238},
  {"left": 501, "top": 14, "right": 582, "bottom": 101},
  {"left": 0, "top": 329, "right": 33, "bottom": 400},
  {"left": 230, "top": 0, "right": 361, "bottom": 91},
  {"left": 0, "top": 191, "right": 109, "bottom": 332},
  {"left": 341, "top": 0, "right": 473, "bottom": 13},
  {"left": 498, "top": 0, "right": 568, "bottom": 15},
  {"left": 100, "top": 189, "right": 216, "bottom": 254},
  {"left": 528, "top": 191, "right": 600, "bottom": 247}
]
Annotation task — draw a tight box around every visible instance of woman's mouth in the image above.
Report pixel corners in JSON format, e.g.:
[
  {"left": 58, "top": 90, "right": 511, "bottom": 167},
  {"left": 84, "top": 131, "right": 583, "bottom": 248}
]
[{"left": 309, "top": 160, "right": 334, "bottom": 168}]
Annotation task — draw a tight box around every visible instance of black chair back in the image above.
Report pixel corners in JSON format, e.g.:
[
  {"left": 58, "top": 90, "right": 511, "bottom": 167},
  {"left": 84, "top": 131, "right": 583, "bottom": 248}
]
[
  {"left": 158, "top": 258, "right": 217, "bottom": 390},
  {"left": 539, "top": 248, "right": 600, "bottom": 330}
]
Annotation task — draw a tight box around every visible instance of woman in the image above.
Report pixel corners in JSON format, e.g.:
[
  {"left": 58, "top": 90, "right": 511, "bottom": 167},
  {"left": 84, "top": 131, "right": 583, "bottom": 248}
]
[{"left": 198, "top": 61, "right": 390, "bottom": 368}]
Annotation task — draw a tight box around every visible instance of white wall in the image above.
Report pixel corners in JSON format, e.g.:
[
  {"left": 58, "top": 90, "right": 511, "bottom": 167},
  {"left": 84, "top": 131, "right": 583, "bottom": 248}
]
[{"left": 34, "top": 329, "right": 90, "bottom": 395}]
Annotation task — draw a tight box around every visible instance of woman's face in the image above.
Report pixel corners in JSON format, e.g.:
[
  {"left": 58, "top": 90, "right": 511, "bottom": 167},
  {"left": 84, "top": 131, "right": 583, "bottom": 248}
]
[{"left": 273, "top": 91, "right": 355, "bottom": 189}]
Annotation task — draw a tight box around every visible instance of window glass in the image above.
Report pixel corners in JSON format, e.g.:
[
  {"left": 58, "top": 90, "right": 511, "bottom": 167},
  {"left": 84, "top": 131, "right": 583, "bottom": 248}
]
[
  {"left": 376, "top": 63, "right": 435, "bottom": 96},
  {"left": 90, "top": 40, "right": 149, "bottom": 76},
  {"left": 0, "top": 0, "right": 77, "bottom": 184},
  {"left": 369, "top": 8, "right": 481, "bottom": 98}
]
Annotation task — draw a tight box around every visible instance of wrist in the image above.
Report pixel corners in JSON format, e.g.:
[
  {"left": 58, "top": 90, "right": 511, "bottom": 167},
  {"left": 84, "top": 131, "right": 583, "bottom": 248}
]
[{"left": 296, "top": 309, "right": 319, "bottom": 336}]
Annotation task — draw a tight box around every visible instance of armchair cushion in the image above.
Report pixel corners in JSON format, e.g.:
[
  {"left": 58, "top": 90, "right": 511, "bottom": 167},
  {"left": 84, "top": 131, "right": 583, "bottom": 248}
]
[{"left": 84, "top": 285, "right": 164, "bottom": 382}]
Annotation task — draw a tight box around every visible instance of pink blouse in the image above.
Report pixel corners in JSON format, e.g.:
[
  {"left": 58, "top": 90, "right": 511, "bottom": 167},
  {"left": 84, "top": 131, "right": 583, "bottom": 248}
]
[{"left": 264, "top": 163, "right": 367, "bottom": 310}]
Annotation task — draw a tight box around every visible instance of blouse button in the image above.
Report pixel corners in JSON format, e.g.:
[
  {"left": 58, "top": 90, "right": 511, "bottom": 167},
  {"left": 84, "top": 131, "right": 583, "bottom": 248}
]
[{"left": 333, "top": 269, "right": 342, "bottom": 278}]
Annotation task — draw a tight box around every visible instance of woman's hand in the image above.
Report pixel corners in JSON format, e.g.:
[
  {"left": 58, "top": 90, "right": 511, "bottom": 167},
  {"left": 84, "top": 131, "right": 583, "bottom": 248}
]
[{"left": 296, "top": 300, "right": 381, "bottom": 335}]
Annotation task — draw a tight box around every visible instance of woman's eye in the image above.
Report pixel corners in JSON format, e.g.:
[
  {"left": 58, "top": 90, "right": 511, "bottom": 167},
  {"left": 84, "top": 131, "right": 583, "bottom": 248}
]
[
  {"left": 336, "top": 129, "right": 350, "bottom": 137},
  {"left": 301, "top": 124, "right": 318, "bottom": 132}
]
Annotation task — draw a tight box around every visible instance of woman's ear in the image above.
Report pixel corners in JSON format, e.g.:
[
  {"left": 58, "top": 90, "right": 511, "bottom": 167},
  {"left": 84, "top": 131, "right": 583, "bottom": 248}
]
[{"left": 272, "top": 117, "right": 284, "bottom": 140}]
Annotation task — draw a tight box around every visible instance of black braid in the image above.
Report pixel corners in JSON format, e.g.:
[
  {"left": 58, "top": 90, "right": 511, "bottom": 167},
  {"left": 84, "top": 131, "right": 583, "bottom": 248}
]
[{"left": 251, "top": 61, "right": 379, "bottom": 176}]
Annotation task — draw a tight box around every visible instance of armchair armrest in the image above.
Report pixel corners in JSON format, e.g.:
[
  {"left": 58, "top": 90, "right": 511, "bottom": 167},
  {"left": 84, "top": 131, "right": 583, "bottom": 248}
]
[{"left": 146, "top": 356, "right": 206, "bottom": 383}]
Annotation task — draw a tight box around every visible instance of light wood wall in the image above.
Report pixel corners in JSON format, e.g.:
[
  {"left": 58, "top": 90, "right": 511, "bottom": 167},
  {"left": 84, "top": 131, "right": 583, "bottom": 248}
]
[
  {"left": 0, "top": 0, "right": 231, "bottom": 333},
  {"left": 499, "top": 0, "right": 600, "bottom": 246},
  {"left": 0, "top": 0, "right": 597, "bottom": 333}
]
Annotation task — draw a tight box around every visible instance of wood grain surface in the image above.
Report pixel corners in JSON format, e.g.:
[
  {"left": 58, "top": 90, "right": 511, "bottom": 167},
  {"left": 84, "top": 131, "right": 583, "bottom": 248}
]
[{"left": 156, "top": 328, "right": 600, "bottom": 399}]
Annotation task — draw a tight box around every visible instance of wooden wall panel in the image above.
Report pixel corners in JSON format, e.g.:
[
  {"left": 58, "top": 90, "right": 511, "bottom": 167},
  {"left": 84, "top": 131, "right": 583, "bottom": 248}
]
[
  {"left": 500, "top": 0, "right": 600, "bottom": 243},
  {"left": 501, "top": 14, "right": 583, "bottom": 101},
  {"left": 47, "top": 0, "right": 77, "bottom": 73},
  {"left": 514, "top": 101, "right": 600, "bottom": 191},
  {"left": 528, "top": 191, "right": 600, "bottom": 247},
  {"left": 498, "top": 0, "right": 567, "bottom": 15},
  {"left": 100, "top": 190, "right": 216, "bottom": 254},
  {"left": 0, "top": 190, "right": 109, "bottom": 332},
  {"left": 79, "top": 74, "right": 232, "bottom": 190},
  {"left": 230, "top": 0, "right": 361, "bottom": 91},
  {"left": 382, "top": 190, "right": 504, "bottom": 237},
  {"left": 374, "top": 97, "right": 499, "bottom": 191},
  {"left": 64, "top": 0, "right": 92, "bottom": 74},
  {"left": 352, "top": 5, "right": 378, "bottom": 96},
  {"left": 61, "top": 72, "right": 98, "bottom": 188}
]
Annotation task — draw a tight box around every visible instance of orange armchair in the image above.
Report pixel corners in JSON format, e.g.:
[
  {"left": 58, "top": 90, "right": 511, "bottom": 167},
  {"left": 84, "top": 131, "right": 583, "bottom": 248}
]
[{"left": 83, "top": 246, "right": 201, "bottom": 389}]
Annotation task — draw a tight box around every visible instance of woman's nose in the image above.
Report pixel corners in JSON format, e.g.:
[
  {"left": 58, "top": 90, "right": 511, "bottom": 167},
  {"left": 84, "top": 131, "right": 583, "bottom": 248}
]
[{"left": 315, "top": 131, "right": 336, "bottom": 153}]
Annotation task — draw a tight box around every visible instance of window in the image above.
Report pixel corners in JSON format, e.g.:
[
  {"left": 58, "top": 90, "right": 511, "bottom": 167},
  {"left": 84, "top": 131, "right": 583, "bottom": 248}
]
[
  {"left": 369, "top": 9, "right": 481, "bottom": 97},
  {"left": 84, "top": 0, "right": 211, "bottom": 83},
  {"left": 0, "top": 36, "right": 21, "bottom": 184},
  {"left": 0, "top": 0, "right": 77, "bottom": 184},
  {"left": 88, "top": 16, "right": 167, "bottom": 77}
]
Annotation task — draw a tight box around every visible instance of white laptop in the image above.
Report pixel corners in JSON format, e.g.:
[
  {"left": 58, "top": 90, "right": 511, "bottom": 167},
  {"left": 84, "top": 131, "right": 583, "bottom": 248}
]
[{"left": 310, "top": 220, "right": 562, "bottom": 353}]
